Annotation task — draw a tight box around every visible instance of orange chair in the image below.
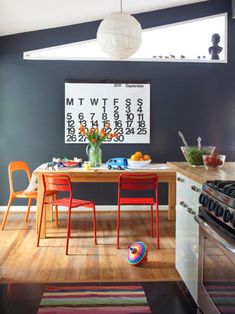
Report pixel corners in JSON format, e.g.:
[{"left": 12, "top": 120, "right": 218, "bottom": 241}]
[
  {"left": 1, "top": 161, "right": 58, "bottom": 230},
  {"left": 37, "top": 174, "right": 97, "bottom": 255},
  {"left": 117, "top": 173, "right": 159, "bottom": 249}
]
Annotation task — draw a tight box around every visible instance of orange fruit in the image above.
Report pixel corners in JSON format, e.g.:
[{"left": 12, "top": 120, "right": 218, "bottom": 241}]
[
  {"left": 138, "top": 157, "right": 144, "bottom": 161},
  {"left": 143, "top": 154, "right": 151, "bottom": 160},
  {"left": 131, "top": 154, "right": 138, "bottom": 161},
  {"left": 135, "top": 151, "right": 142, "bottom": 159}
]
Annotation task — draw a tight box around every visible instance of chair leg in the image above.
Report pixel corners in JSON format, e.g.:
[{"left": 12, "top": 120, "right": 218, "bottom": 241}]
[
  {"left": 37, "top": 202, "right": 45, "bottom": 247},
  {"left": 93, "top": 204, "right": 97, "bottom": 245},
  {"left": 25, "top": 198, "right": 32, "bottom": 223},
  {"left": 1, "top": 195, "right": 14, "bottom": 230},
  {"left": 156, "top": 204, "right": 160, "bottom": 249},
  {"left": 53, "top": 194, "right": 58, "bottom": 226},
  {"left": 150, "top": 204, "right": 154, "bottom": 237},
  {"left": 117, "top": 204, "right": 121, "bottom": 249},
  {"left": 66, "top": 206, "right": 72, "bottom": 255}
]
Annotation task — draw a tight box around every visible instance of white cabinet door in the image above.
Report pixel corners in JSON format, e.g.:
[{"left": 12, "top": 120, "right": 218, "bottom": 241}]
[
  {"left": 185, "top": 178, "right": 201, "bottom": 303},
  {"left": 176, "top": 173, "right": 188, "bottom": 295},
  {"left": 188, "top": 178, "right": 202, "bottom": 207},
  {"left": 175, "top": 173, "right": 202, "bottom": 305},
  {"left": 176, "top": 201, "right": 188, "bottom": 288}
]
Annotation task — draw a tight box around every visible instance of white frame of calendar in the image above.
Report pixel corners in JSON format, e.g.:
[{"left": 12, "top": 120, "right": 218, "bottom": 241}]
[{"left": 64, "top": 81, "right": 151, "bottom": 144}]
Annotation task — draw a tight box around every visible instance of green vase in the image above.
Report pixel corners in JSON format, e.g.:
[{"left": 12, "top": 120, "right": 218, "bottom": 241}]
[{"left": 86, "top": 144, "right": 102, "bottom": 167}]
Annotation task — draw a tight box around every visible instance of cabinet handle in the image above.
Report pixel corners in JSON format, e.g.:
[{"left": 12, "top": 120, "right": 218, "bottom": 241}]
[
  {"left": 191, "top": 185, "right": 201, "bottom": 193},
  {"left": 180, "top": 201, "right": 187, "bottom": 208},
  {"left": 177, "top": 177, "right": 185, "bottom": 183},
  {"left": 187, "top": 207, "right": 196, "bottom": 216}
]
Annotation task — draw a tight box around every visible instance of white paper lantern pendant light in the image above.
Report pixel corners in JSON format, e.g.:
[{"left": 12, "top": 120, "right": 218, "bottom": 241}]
[{"left": 97, "top": 0, "right": 142, "bottom": 60}]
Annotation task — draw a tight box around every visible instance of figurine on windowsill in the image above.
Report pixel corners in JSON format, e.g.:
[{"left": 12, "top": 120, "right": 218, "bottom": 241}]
[{"left": 209, "top": 33, "right": 223, "bottom": 60}]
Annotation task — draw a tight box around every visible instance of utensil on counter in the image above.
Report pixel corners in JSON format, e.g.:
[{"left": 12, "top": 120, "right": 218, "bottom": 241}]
[
  {"left": 178, "top": 131, "right": 189, "bottom": 148},
  {"left": 197, "top": 137, "right": 202, "bottom": 150}
]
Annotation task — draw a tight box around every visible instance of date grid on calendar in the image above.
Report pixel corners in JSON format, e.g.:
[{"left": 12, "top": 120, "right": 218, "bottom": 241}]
[{"left": 64, "top": 82, "right": 150, "bottom": 144}]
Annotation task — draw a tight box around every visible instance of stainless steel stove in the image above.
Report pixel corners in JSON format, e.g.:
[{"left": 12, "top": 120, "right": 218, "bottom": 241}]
[
  {"left": 198, "top": 180, "right": 235, "bottom": 237},
  {"left": 195, "top": 180, "right": 235, "bottom": 314}
]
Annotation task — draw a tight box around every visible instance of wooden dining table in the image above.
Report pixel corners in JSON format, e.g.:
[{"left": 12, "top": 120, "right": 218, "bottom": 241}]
[{"left": 34, "top": 163, "right": 176, "bottom": 238}]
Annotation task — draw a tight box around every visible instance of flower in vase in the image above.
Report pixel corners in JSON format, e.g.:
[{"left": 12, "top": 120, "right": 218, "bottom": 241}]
[{"left": 79, "top": 123, "right": 119, "bottom": 145}]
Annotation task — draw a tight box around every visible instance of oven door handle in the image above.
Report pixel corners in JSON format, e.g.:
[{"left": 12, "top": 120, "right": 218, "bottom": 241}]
[{"left": 195, "top": 215, "right": 235, "bottom": 253}]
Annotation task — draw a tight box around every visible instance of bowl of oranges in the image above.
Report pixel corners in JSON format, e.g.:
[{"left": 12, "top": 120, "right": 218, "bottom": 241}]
[{"left": 128, "top": 152, "right": 151, "bottom": 168}]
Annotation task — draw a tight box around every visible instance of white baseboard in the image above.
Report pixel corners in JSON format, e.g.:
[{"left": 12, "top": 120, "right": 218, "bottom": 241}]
[{"left": 0, "top": 205, "right": 168, "bottom": 212}]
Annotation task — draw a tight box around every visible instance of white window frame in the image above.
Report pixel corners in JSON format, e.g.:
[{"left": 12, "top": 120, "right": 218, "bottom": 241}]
[{"left": 23, "top": 13, "right": 228, "bottom": 63}]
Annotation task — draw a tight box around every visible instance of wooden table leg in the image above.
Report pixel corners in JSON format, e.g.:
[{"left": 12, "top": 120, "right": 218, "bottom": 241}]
[
  {"left": 168, "top": 180, "right": 176, "bottom": 221},
  {"left": 36, "top": 174, "right": 53, "bottom": 238},
  {"left": 46, "top": 196, "right": 53, "bottom": 222},
  {"left": 36, "top": 174, "right": 45, "bottom": 237}
]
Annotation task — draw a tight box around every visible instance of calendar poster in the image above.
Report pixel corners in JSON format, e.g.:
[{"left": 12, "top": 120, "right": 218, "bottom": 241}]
[{"left": 65, "top": 81, "right": 150, "bottom": 144}]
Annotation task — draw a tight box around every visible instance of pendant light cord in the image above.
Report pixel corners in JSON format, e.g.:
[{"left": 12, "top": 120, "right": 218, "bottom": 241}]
[{"left": 120, "top": 0, "right": 123, "bottom": 13}]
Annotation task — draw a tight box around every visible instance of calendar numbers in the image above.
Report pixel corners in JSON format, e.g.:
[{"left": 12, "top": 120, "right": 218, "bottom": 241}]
[
  {"left": 66, "top": 112, "right": 77, "bottom": 142},
  {"left": 78, "top": 134, "right": 86, "bottom": 142},
  {"left": 66, "top": 134, "right": 77, "bottom": 142},
  {"left": 136, "top": 98, "right": 147, "bottom": 136},
  {"left": 126, "top": 128, "right": 135, "bottom": 135},
  {"left": 65, "top": 82, "right": 150, "bottom": 144}
]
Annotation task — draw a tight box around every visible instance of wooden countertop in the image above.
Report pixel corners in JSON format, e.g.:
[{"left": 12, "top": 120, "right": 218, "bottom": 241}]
[{"left": 167, "top": 162, "right": 235, "bottom": 184}]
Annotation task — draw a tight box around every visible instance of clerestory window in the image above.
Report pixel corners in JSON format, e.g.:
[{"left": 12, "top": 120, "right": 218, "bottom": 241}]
[{"left": 24, "top": 13, "right": 227, "bottom": 63}]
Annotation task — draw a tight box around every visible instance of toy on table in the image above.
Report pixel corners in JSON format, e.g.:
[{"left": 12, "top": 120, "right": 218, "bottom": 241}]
[
  {"left": 61, "top": 157, "right": 82, "bottom": 168},
  {"left": 106, "top": 158, "right": 128, "bottom": 170},
  {"left": 45, "top": 161, "right": 57, "bottom": 171},
  {"left": 62, "top": 161, "right": 80, "bottom": 168},
  {"left": 127, "top": 241, "right": 148, "bottom": 266},
  {"left": 50, "top": 157, "right": 83, "bottom": 169}
]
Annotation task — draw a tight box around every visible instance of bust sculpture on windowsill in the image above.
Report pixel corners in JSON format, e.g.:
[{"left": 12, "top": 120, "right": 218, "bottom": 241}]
[{"left": 208, "top": 33, "right": 223, "bottom": 60}]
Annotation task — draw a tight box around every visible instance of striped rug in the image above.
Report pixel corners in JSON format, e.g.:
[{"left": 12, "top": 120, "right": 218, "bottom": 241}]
[
  {"left": 205, "top": 282, "right": 235, "bottom": 314},
  {"left": 37, "top": 284, "right": 152, "bottom": 314}
]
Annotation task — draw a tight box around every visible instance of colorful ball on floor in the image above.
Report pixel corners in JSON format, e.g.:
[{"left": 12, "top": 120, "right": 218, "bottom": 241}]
[{"left": 127, "top": 242, "right": 148, "bottom": 266}]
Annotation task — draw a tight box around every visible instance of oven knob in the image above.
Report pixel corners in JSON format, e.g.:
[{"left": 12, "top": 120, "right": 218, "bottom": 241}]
[
  {"left": 208, "top": 199, "right": 216, "bottom": 211},
  {"left": 231, "top": 212, "right": 235, "bottom": 227},
  {"left": 199, "top": 193, "right": 204, "bottom": 205},
  {"left": 215, "top": 205, "right": 224, "bottom": 217},
  {"left": 202, "top": 195, "right": 209, "bottom": 207},
  {"left": 223, "top": 209, "right": 231, "bottom": 223}
]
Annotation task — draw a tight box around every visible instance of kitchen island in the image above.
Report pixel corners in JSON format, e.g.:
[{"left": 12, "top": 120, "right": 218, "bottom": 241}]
[
  {"left": 167, "top": 161, "right": 235, "bottom": 184},
  {"left": 167, "top": 161, "right": 235, "bottom": 306}
]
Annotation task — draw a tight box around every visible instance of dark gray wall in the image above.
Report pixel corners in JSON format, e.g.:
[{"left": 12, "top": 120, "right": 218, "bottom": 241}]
[{"left": 0, "top": 0, "right": 234, "bottom": 205}]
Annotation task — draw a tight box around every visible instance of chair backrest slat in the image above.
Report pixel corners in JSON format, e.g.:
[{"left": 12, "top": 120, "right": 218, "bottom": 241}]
[
  {"left": 43, "top": 174, "right": 72, "bottom": 193},
  {"left": 119, "top": 174, "right": 157, "bottom": 191}
]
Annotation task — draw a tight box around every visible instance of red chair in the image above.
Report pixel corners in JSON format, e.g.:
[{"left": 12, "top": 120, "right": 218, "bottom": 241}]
[
  {"left": 37, "top": 174, "right": 97, "bottom": 255},
  {"left": 117, "top": 173, "right": 159, "bottom": 249}
]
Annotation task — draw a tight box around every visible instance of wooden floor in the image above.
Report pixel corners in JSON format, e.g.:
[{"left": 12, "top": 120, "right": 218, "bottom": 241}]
[{"left": 0, "top": 210, "right": 179, "bottom": 283}]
